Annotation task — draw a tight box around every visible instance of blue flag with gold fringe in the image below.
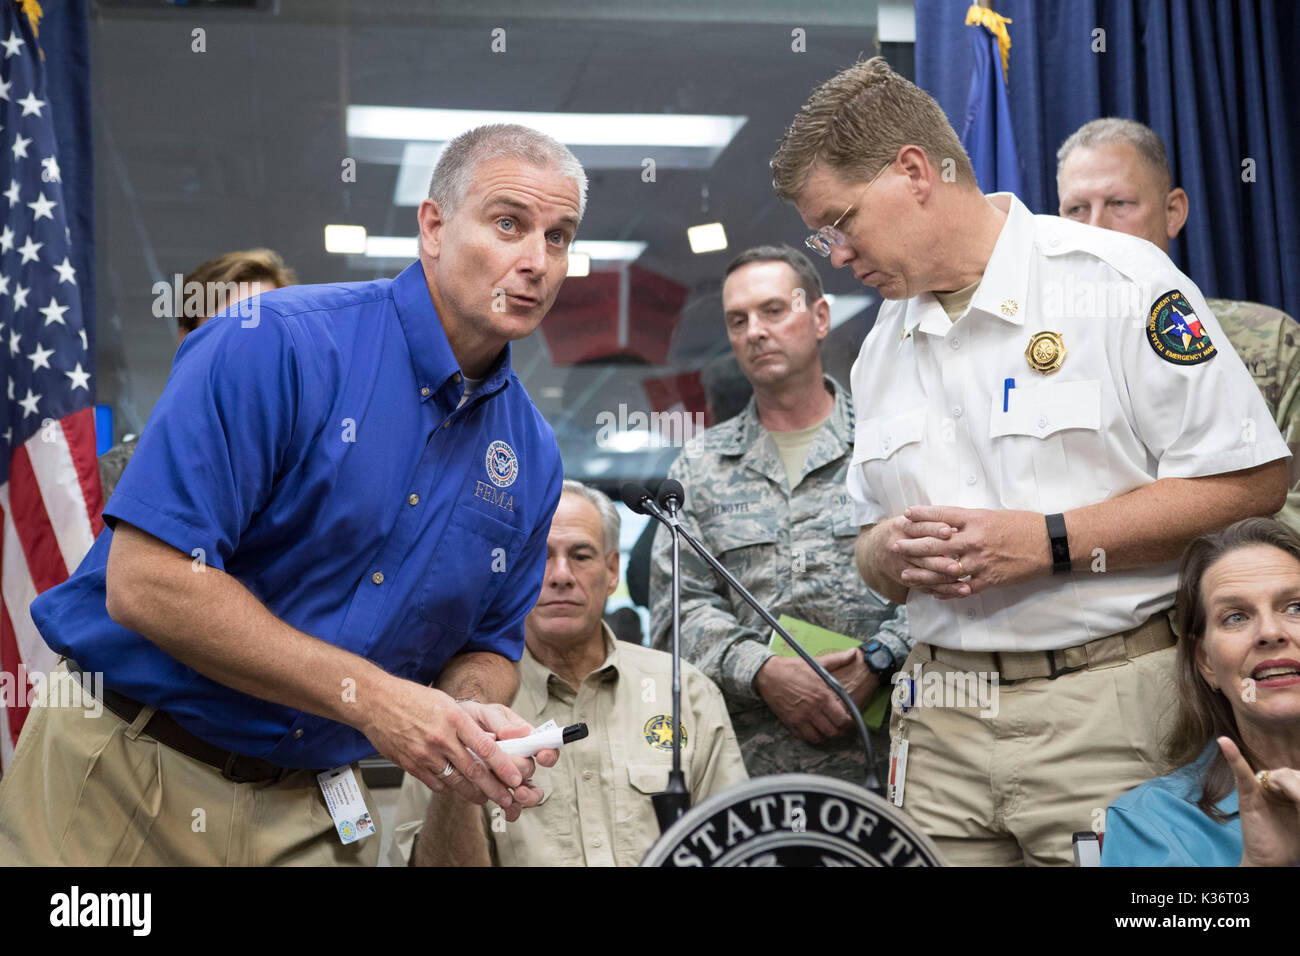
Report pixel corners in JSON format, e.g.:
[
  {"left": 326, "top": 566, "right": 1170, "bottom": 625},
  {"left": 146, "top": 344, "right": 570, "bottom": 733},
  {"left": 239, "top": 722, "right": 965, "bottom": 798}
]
[{"left": 960, "top": 4, "right": 1023, "bottom": 196}]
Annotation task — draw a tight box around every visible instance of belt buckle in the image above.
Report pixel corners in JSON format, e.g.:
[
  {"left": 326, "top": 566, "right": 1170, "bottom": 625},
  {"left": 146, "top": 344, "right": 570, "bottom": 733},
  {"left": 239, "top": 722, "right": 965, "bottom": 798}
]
[
  {"left": 1046, "top": 649, "right": 1087, "bottom": 680},
  {"left": 222, "top": 752, "right": 265, "bottom": 784}
]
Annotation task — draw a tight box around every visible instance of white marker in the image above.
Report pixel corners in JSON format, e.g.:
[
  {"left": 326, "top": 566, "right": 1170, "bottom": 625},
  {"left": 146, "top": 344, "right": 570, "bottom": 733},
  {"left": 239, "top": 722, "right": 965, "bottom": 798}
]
[{"left": 497, "top": 721, "right": 588, "bottom": 757}]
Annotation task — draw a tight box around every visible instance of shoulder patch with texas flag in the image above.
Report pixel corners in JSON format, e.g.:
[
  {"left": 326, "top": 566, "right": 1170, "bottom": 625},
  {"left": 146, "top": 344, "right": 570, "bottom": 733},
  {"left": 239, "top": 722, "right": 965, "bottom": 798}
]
[{"left": 1146, "top": 289, "right": 1216, "bottom": 366}]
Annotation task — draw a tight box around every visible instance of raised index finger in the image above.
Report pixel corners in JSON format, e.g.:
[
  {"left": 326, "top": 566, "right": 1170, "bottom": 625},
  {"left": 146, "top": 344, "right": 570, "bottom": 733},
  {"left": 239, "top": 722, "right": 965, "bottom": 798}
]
[{"left": 1216, "top": 736, "right": 1259, "bottom": 794}]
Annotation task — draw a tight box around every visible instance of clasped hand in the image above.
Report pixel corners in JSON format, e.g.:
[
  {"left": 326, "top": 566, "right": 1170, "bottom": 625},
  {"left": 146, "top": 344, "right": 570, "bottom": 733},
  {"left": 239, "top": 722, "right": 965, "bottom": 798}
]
[{"left": 881, "top": 505, "right": 1050, "bottom": 599}]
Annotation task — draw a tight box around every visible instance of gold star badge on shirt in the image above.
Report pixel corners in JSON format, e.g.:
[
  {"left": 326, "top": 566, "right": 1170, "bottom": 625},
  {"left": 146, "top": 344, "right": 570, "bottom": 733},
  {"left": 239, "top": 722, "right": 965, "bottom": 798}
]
[{"left": 1001, "top": 299, "right": 1019, "bottom": 317}]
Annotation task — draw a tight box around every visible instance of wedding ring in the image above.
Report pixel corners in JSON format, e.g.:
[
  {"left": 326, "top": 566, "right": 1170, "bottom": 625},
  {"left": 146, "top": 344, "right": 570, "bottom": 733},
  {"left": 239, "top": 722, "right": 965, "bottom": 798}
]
[
  {"left": 441, "top": 762, "right": 456, "bottom": 777},
  {"left": 1256, "top": 769, "right": 1272, "bottom": 792}
]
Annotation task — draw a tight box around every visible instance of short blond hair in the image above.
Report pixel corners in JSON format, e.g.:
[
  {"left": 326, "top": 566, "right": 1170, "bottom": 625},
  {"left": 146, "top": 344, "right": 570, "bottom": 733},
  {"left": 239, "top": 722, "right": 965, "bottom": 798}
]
[{"left": 771, "top": 57, "right": 975, "bottom": 201}]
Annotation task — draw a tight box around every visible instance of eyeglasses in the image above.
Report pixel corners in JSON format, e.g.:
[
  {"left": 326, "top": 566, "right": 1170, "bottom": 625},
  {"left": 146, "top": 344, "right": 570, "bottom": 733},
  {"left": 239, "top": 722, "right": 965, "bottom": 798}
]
[{"left": 804, "top": 163, "right": 889, "bottom": 257}]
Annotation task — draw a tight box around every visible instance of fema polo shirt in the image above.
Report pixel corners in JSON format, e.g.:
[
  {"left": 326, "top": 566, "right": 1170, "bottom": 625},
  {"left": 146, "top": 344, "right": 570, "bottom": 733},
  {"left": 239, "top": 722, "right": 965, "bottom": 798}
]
[{"left": 31, "top": 261, "right": 564, "bottom": 767}]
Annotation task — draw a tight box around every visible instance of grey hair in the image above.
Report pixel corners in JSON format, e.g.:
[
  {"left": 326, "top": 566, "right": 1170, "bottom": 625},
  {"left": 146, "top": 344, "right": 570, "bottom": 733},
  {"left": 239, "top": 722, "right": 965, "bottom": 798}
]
[
  {"left": 428, "top": 123, "right": 588, "bottom": 220},
  {"left": 1056, "top": 117, "right": 1172, "bottom": 191},
  {"left": 561, "top": 479, "right": 620, "bottom": 555}
]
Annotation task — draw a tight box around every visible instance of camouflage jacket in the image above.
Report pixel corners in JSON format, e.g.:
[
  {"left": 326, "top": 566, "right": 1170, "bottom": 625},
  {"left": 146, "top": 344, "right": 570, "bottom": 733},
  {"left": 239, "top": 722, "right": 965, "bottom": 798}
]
[
  {"left": 1209, "top": 298, "right": 1300, "bottom": 534},
  {"left": 649, "top": 377, "right": 909, "bottom": 780},
  {"left": 97, "top": 436, "right": 138, "bottom": 503}
]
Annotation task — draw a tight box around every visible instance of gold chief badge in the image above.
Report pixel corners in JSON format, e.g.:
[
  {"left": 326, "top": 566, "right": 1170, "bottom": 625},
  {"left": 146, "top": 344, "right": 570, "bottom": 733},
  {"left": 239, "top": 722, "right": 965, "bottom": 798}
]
[{"left": 1025, "top": 331, "right": 1066, "bottom": 374}]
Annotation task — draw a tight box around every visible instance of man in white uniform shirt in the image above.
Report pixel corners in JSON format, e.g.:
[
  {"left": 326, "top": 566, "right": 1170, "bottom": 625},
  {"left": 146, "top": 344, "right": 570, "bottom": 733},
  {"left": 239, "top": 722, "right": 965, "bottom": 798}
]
[{"left": 770, "top": 57, "right": 1289, "bottom": 865}]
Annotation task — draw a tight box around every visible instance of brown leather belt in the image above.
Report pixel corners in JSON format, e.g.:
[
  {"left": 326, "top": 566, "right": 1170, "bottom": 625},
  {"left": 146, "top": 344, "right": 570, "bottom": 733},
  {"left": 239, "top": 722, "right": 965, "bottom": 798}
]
[
  {"left": 920, "top": 613, "right": 1177, "bottom": 684},
  {"left": 64, "top": 658, "right": 299, "bottom": 784}
]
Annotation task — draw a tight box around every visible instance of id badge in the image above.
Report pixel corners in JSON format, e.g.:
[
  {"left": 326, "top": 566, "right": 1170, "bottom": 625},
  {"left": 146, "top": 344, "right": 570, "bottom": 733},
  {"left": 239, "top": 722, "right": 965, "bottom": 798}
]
[
  {"left": 317, "top": 765, "right": 376, "bottom": 845},
  {"left": 887, "top": 738, "right": 908, "bottom": 808}
]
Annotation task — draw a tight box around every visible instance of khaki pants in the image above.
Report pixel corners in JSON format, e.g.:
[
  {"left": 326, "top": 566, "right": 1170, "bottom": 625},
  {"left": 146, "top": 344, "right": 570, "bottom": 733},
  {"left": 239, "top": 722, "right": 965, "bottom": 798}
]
[
  {"left": 888, "top": 636, "right": 1177, "bottom": 866},
  {"left": 0, "top": 662, "right": 380, "bottom": 866}
]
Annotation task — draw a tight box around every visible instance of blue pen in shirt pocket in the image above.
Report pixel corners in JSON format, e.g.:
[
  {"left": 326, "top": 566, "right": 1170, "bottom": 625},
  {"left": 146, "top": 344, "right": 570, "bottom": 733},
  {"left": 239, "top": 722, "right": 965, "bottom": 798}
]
[{"left": 1003, "top": 377, "right": 1015, "bottom": 413}]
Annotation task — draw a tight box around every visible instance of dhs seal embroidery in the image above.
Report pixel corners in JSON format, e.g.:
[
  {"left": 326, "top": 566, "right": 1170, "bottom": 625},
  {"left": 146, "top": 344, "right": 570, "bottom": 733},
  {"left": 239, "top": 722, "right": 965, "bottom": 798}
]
[
  {"left": 644, "top": 714, "right": 687, "bottom": 752},
  {"left": 1147, "top": 289, "right": 1216, "bottom": 366},
  {"left": 485, "top": 440, "right": 519, "bottom": 488}
]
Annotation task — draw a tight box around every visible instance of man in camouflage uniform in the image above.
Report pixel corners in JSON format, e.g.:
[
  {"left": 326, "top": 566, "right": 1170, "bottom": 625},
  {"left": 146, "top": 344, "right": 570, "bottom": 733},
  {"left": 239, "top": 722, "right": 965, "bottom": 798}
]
[
  {"left": 1057, "top": 118, "right": 1300, "bottom": 530},
  {"left": 649, "top": 245, "right": 907, "bottom": 783}
]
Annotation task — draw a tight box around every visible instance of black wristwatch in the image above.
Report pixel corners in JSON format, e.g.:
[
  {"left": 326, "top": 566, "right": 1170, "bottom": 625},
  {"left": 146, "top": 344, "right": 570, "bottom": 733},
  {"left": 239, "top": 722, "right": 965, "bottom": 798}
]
[
  {"left": 861, "top": 639, "right": 897, "bottom": 683},
  {"left": 1046, "top": 512, "right": 1071, "bottom": 575}
]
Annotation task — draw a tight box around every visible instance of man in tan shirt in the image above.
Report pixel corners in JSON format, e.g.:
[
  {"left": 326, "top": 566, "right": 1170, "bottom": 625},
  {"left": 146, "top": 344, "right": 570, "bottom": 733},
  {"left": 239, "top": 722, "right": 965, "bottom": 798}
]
[{"left": 390, "top": 480, "right": 747, "bottom": 866}]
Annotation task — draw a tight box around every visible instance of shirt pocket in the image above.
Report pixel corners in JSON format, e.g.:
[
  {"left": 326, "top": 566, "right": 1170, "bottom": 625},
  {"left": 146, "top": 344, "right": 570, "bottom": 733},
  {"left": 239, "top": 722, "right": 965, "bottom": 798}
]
[
  {"left": 987, "top": 379, "right": 1111, "bottom": 510},
  {"left": 610, "top": 762, "right": 675, "bottom": 863},
  {"left": 700, "top": 516, "right": 779, "bottom": 591},
  {"left": 494, "top": 765, "right": 565, "bottom": 867},
  {"left": 417, "top": 502, "right": 526, "bottom": 629},
  {"left": 625, "top": 762, "right": 672, "bottom": 794},
  {"left": 790, "top": 505, "right": 859, "bottom": 612},
  {"left": 851, "top": 409, "right": 927, "bottom": 514},
  {"left": 723, "top": 535, "right": 778, "bottom": 618}
]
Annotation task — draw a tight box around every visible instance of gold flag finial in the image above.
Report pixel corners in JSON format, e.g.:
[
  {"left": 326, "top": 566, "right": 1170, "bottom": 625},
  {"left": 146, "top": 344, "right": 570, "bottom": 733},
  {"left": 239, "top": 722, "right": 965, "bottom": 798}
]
[{"left": 965, "top": 3, "right": 1013, "bottom": 84}]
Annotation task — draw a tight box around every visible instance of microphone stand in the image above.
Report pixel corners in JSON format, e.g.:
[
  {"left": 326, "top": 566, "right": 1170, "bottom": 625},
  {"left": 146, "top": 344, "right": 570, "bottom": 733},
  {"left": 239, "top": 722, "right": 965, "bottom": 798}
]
[
  {"left": 650, "top": 486, "right": 691, "bottom": 832},
  {"left": 625, "top": 482, "right": 881, "bottom": 796}
]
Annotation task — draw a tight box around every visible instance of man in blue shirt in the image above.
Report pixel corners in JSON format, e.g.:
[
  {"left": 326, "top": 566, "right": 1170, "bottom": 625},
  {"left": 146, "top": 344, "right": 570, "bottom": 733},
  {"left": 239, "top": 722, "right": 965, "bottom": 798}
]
[{"left": 0, "top": 124, "right": 583, "bottom": 865}]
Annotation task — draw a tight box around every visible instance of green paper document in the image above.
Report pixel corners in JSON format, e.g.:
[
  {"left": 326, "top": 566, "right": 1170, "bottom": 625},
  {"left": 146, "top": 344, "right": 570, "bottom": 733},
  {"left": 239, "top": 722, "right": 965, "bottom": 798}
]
[{"left": 767, "top": 615, "right": 891, "bottom": 729}]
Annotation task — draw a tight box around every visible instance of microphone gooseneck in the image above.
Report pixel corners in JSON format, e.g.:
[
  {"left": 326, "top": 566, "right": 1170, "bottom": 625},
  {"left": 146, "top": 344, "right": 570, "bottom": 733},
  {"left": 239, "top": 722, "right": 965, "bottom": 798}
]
[{"left": 634, "top": 477, "right": 880, "bottom": 794}]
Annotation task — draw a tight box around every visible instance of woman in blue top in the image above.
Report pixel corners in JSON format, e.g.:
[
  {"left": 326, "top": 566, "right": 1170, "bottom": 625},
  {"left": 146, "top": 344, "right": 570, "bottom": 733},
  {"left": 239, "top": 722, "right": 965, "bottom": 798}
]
[{"left": 1102, "top": 517, "right": 1300, "bottom": 866}]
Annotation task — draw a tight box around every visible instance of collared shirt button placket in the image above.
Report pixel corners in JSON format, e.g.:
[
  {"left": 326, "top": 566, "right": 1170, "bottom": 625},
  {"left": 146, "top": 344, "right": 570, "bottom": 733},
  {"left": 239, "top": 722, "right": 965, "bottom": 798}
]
[{"left": 574, "top": 687, "right": 610, "bottom": 864}]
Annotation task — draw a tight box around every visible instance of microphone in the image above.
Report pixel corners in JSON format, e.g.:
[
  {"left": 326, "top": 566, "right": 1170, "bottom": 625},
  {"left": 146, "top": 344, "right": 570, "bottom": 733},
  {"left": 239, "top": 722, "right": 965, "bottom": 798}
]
[
  {"left": 634, "top": 476, "right": 882, "bottom": 794},
  {"left": 620, "top": 482, "right": 656, "bottom": 516},
  {"left": 656, "top": 479, "right": 684, "bottom": 514}
]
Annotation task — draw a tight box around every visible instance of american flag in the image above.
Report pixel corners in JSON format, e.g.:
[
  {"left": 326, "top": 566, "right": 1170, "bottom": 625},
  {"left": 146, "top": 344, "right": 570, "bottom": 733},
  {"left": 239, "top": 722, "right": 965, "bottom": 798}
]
[{"left": 0, "top": 3, "right": 102, "bottom": 770}]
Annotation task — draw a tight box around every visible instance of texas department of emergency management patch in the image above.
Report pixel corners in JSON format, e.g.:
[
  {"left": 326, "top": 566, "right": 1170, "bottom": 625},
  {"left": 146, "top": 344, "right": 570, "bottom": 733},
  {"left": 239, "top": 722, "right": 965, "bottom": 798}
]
[
  {"left": 1147, "top": 289, "right": 1216, "bottom": 365},
  {"left": 644, "top": 714, "right": 686, "bottom": 752}
]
